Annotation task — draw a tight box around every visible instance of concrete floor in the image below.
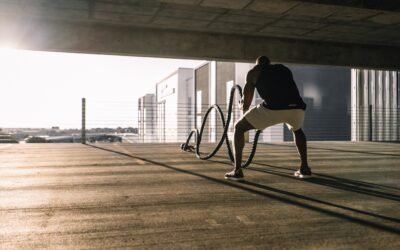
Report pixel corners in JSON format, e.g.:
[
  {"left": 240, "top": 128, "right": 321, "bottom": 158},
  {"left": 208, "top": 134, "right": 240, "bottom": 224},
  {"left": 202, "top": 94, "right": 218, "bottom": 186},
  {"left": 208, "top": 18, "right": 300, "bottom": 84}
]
[{"left": 0, "top": 142, "right": 399, "bottom": 249}]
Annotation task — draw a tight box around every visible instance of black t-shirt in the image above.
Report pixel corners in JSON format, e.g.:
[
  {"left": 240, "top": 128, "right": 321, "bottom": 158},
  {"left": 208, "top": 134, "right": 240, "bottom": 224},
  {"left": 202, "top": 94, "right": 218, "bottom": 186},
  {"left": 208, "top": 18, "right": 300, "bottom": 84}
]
[{"left": 256, "top": 64, "right": 306, "bottom": 110}]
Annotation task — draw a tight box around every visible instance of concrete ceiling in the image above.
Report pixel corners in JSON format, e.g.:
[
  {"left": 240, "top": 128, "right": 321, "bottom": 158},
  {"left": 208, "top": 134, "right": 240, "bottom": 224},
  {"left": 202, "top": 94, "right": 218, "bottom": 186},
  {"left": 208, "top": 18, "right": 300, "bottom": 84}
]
[{"left": 1, "top": 0, "right": 399, "bottom": 68}]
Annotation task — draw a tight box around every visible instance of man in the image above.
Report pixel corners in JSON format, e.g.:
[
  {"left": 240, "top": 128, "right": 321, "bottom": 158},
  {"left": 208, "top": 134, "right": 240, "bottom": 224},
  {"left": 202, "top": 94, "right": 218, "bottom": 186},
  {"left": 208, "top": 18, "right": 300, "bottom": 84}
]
[{"left": 224, "top": 56, "right": 311, "bottom": 180}]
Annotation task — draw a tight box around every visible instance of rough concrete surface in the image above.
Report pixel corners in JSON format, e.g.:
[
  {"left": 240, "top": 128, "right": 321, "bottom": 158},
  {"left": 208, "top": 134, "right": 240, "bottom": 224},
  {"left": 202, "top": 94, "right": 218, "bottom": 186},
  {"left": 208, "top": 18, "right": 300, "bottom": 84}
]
[{"left": 0, "top": 142, "right": 399, "bottom": 249}]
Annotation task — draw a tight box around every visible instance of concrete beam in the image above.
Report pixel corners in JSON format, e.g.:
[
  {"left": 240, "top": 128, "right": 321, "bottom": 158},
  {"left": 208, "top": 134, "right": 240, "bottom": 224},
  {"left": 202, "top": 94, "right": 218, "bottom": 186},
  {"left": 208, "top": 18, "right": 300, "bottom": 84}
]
[
  {"left": 298, "top": 0, "right": 400, "bottom": 12},
  {"left": 1, "top": 18, "right": 399, "bottom": 70},
  {"left": 161, "top": 0, "right": 400, "bottom": 12}
]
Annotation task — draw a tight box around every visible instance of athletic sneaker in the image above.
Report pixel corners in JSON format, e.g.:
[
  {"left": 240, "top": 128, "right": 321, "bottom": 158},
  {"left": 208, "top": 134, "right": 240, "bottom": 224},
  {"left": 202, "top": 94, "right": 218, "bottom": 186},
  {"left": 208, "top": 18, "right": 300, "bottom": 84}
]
[
  {"left": 294, "top": 167, "right": 312, "bottom": 179},
  {"left": 224, "top": 169, "right": 244, "bottom": 181}
]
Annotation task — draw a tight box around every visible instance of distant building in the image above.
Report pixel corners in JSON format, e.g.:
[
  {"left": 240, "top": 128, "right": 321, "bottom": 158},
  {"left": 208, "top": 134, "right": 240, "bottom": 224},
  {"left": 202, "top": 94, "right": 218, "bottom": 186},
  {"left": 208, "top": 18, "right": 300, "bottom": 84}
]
[
  {"left": 0, "top": 129, "right": 18, "bottom": 143},
  {"left": 138, "top": 62, "right": 398, "bottom": 144},
  {"left": 194, "top": 62, "right": 355, "bottom": 143},
  {"left": 138, "top": 94, "right": 156, "bottom": 142},
  {"left": 155, "top": 68, "right": 194, "bottom": 142},
  {"left": 194, "top": 61, "right": 254, "bottom": 142}
]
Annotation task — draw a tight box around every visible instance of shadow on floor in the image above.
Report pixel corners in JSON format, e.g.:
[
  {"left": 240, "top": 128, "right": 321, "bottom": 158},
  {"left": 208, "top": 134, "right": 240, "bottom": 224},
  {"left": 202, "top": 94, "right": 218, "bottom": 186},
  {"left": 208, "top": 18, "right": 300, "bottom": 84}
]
[
  {"left": 260, "top": 142, "right": 400, "bottom": 158},
  {"left": 250, "top": 160, "right": 400, "bottom": 192},
  {"left": 86, "top": 144, "right": 400, "bottom": 235},
  {"left": 208, "top": 153, "right": 400, "bottom": 197}
]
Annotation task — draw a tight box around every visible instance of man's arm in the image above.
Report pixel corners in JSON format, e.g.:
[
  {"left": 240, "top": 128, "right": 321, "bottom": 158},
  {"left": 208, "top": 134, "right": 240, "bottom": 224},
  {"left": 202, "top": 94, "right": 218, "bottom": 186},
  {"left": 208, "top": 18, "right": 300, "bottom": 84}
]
[{"left": 241, "top": 66, "right": 260, "bottom": 112}]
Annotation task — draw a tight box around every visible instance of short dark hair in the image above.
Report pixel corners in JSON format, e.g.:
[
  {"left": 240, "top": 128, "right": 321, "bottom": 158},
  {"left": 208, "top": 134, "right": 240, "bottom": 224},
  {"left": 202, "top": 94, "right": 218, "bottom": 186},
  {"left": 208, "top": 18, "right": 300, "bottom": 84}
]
[{"left": 256, "top": 56, "right": 270, "bottom": 66}]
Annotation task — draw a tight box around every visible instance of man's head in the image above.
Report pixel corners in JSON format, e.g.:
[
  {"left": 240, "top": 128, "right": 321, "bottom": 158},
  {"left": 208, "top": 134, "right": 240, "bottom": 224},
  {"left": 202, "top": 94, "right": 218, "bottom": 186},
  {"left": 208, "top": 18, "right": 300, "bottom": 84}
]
[{"left": 256, "top": 56, "right": 270, "bottom": 67}]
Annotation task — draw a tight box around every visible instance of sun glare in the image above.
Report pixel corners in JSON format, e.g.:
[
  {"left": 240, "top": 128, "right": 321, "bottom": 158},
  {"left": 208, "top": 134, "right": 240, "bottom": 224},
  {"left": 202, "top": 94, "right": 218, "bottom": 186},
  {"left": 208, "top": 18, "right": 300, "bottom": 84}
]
[
  {"left": 0, "top": 47, "right": 19, "bottom": 68},
  {"left": 0, "top": 41, "right": 18, "bottom": 50},
  {"left": 0, "top": 48, "right": 203, "bottom": 128},
  {"left": 0, "top": 45, "right": 19, "bottom": 56}
]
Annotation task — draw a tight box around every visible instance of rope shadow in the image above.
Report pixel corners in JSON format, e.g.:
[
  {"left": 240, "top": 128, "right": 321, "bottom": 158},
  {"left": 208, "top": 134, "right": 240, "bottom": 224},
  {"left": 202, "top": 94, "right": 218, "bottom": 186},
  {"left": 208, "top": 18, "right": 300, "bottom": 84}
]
[
  {"left": 86, "top": 144, "right": 400, "bottom": 235},
  {"left": 250, "top": 158, "right": 400, "bottom": 192},
  {"left": 240, "top": 180, "right": 400, "bottom": 223},
  {"left": 207, "top": 156, "right": 400, "bottom": 202},
  {"left": 249, "top": 165, "right": 400, "bottom": 202},
  {"left": 259, "top": 142, "right": 400, "bottom": 158}
]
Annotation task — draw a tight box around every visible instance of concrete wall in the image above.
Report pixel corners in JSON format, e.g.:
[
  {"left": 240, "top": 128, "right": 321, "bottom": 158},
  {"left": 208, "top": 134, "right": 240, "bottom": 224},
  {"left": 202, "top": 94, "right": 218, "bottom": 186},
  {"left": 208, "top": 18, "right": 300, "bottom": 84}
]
[
  {"left": 251, "top": 64, "right": 351, "bottom": 142},
  {"left": 156, "top": 71, "right": 177, "bottom": 142},
  {"left": 285, "top": 65, "right": 352, "bottom": 141},
  {"left": 195, "top": 63, "right": 210, "bottom": 142},
  {"left": 216, "top": 62, "right": 235, "bottom": 106},
  {"left": 138, "top": 94, "right": 156, "bottom": 142},
  {"left": 156, "top": 68, "right": 194, "bottom": 143},
  {"left": 215, "top": 62, "right": 235, "bottom": 141},
  {"left": 177, "top": 69, "right": 195, "bottom": 142},
  {"left": 234, "top": 63, "right": 253, "bottom": 142}
]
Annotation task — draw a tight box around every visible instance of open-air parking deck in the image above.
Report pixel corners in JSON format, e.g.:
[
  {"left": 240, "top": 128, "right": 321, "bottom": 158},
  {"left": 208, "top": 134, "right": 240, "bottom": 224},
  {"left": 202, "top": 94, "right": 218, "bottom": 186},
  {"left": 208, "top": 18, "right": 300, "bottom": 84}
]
[{"left": 0, "top": 142, "right": 399, "bottom": 249}]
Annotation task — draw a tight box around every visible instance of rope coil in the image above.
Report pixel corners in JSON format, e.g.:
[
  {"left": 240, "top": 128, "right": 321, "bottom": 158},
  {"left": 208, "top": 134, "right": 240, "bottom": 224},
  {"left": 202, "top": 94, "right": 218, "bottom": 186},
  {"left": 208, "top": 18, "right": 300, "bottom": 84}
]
[{"left": 181, "top": 84, "right": 261, "bottom": 168}]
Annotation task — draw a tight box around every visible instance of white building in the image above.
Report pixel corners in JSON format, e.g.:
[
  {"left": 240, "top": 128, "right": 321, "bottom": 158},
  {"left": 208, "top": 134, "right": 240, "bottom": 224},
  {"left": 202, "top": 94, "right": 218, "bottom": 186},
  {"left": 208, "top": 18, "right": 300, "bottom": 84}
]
[
  {"left": 194, "top": 61, "right": 247, "bottom": 142},
  {"left": 194, "top": 61, "right": 369, "bottom": 143},
  {"left": 156, "top": 68, "right": 194, "bottom": 142},
  {"left": 138, "top": 94, "right": 156, "bottom": 142},
  {"left": 139, "top": 62, "right": 398, "bottom": 144}
]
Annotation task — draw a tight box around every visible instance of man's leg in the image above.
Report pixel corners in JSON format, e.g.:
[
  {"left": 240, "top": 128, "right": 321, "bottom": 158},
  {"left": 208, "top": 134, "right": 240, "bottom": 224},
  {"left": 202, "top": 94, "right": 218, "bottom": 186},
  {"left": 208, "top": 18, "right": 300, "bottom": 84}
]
[
  {"left": 234, "top": 118, "right": 255, "bottom": 170},
  {"left": 225, "top": 118, "right": 255, "bottom": 180},
  {"left": 293, "top": 128, "right": 311, "bottom": 177}
]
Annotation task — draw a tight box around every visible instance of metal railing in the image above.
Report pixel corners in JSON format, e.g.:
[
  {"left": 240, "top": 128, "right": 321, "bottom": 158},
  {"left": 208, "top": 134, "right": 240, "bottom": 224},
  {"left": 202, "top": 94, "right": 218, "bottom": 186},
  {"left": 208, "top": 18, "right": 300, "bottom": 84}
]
[
  {"left": 79, "top": 98, "right": 399, "bottom": 144},
  {"left": 1, "top": 99, "right": 398, "bottom": 144}
]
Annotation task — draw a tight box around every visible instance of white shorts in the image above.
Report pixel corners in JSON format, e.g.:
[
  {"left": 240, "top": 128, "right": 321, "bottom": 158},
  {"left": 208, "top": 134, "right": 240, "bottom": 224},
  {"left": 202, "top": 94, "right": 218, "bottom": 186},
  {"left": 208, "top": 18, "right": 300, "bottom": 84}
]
[{"left": 243, "top": 104, "right": 305, "bottom": 131}]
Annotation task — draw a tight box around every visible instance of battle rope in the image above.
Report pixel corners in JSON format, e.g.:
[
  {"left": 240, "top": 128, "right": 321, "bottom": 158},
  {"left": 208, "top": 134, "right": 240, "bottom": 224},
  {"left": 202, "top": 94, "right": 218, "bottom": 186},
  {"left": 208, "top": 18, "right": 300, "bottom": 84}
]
[{"left": 181, "top": 84, "right": 261, "bottom": 168}]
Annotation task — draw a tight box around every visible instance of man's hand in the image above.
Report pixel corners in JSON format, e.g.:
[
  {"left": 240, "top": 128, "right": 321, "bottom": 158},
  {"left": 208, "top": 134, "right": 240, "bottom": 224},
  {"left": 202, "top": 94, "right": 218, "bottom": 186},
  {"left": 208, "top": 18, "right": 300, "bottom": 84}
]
[
  {"left": 239, "top": 99, "right": 244, "bottom": 110},
  {"left": 239, "top": 99, "right": 248, "bottom": 113}
]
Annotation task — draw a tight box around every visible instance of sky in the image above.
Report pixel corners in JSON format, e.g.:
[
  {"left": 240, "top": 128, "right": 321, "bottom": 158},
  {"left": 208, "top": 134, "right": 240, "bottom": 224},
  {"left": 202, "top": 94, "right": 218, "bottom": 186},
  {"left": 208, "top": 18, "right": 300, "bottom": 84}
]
[{"left": 0, "top": 48, "right": 203, "bottom": 129}]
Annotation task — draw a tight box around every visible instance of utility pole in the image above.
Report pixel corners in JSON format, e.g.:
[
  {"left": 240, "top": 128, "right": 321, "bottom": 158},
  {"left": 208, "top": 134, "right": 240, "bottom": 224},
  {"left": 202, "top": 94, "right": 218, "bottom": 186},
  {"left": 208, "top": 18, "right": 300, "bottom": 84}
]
[{"left": 82, "top": 98, "right": 86, "bottom": 144}]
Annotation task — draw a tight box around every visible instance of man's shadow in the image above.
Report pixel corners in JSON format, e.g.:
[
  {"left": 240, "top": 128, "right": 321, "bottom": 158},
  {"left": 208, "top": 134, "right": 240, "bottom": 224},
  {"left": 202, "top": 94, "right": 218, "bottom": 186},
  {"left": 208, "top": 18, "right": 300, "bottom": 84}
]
[
  {"left": 207, "top": 153, "right": 400, "bottom": 202},
  {"left": 86, "top": 144, "right": 400, "bottom": 235},
  {"left": 249, "top": 163, "right": 400, "bottom": 202}
]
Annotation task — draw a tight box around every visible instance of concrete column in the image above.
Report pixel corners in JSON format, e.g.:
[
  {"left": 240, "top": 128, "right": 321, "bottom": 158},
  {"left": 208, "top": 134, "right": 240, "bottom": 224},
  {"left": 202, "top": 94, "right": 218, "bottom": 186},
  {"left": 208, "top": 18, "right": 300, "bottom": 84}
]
[
  {"left": 362, "top": 69, "right": 369, "bottom": 141},
  {"left": 390, "top": 71, "right": 398, "bottom": 141},
  {"left": 383, "top": 71, "right": 390, "bottom": 141},
  {"left": 351, "top": 69, "right": 357, "bottom": 142},
  {"left": 398, "top": 72, "right": 400, "bottom": 141},
  {"left": 377, "top": 71, "right": 384, "bottom": 141},
  {"left": 369, "top": 70, "right": 376, "bottom": 141}
]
